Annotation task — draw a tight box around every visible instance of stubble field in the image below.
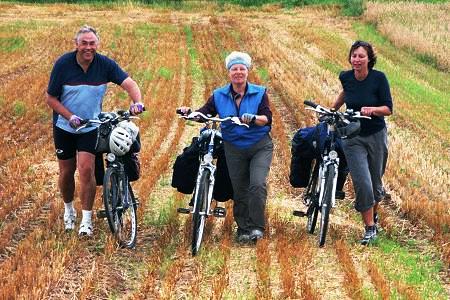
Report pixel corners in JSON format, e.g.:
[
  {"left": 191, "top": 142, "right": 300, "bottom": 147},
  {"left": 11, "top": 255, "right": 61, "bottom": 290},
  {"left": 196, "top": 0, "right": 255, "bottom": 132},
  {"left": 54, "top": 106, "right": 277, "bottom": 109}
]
[{"left": 0, "top": 2, "right": 449, "bottom": 299}]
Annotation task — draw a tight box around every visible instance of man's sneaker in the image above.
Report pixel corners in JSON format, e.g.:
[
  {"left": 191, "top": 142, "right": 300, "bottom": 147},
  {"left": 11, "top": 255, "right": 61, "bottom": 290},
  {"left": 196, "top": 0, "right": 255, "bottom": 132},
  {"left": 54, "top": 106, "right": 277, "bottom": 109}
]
[
  {"left": 360, "top": 225, "right": 377, "bottom": 245},
  {"left": 250, "top": 228, "right": 264, "bottom": 241},
  {"left": 64, "top": 209, "right": 77, "bottom": 231},
  {"left": 78, "top": 222, "right": 93, "bottom": 237}
]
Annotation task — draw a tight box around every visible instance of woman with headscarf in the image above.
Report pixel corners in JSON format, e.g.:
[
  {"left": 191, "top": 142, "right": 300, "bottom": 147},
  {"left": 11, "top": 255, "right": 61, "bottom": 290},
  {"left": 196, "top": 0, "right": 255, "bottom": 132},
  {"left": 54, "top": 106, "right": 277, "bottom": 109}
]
[{"left": 178, "top": 51, "right": 273, "bottom": 243}]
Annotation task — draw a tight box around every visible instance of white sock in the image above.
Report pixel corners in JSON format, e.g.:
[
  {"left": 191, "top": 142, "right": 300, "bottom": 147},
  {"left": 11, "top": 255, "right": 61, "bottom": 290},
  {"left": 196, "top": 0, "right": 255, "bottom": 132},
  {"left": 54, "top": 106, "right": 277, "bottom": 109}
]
[
  {"left": 64, "top": 202, "right": 74, "bottom": 213},
  {"left": 81, "top": 210, "right": 92, "bottom": 225}
]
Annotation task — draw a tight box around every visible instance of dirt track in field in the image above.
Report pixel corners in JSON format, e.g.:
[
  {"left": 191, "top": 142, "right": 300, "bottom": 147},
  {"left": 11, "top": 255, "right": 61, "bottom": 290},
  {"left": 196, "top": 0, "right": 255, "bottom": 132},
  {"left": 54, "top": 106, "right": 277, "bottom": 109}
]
[{"left": 0, "top": 3, "right": 449, "bottom": 299}]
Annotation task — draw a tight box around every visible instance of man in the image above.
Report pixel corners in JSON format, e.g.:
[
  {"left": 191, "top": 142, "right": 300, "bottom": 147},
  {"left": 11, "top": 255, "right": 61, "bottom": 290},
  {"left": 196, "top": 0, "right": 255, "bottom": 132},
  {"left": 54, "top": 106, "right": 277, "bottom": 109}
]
[{"left": 46, "top": 25, "right": 144, "bottom": 236}]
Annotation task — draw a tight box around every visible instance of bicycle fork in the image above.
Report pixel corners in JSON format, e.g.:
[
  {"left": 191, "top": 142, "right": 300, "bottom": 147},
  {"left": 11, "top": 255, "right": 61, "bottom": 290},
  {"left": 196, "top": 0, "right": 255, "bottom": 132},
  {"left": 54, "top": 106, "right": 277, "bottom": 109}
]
[{"left": 318, "top": 155, "right": 339, "bottom": 208}]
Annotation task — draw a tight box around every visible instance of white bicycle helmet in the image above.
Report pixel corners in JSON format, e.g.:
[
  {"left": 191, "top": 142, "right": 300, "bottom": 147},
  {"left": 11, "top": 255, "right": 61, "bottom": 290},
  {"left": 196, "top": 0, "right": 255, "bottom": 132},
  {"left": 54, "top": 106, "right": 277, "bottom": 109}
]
[
  {"left": 118, "top": 120, "right": 139, "bottom": 141},
  {"left": 109, "top": 127, "right": 132, "bottom": 156}
]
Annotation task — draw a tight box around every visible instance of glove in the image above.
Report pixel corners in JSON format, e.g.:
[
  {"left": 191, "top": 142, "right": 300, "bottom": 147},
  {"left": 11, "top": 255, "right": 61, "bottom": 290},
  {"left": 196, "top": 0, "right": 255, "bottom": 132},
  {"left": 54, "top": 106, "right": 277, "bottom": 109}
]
[
  {"left": 241, "top": 113, "right": 256, "bottom": 125},
  {"left": 69, "top": 114, "right": 82, "bottom": 129},
  {"left": 130, "top": 102, "right": 145, "bottom": 115}
]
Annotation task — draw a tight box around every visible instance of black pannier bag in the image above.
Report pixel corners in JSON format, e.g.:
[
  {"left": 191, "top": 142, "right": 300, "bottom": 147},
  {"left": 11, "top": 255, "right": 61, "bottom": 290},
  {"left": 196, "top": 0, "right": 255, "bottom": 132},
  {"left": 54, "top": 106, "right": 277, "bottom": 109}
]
[
  {"left": 171, "top": 135, "right": 233, "bottom": 201},
  {"left": 94, "top": 133, "right": 141, "bottom": 185},
  {"left": 171, "top": 137, "right": 201, "bottom": 194},
  {"left": 123, "top": 151, "right": 141, "bottom": 182},
  {"left": 290, "top": 122, "right": 348, "bottom": 190},
  {"left": 212, "top": 137, "right": 233, "bottom": 202},
  {"left": 123, "top": 133, "right": 141, "bottom": 182},
  {"left": 95, "top": 123, "right": 112, "bottom": 153}
]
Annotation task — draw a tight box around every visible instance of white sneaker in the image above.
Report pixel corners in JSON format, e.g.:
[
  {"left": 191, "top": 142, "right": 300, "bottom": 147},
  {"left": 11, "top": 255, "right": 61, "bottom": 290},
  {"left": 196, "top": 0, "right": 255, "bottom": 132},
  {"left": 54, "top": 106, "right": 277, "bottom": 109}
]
[
  {"left": 64, "top": 209, "right": 77, "bottom": 231},
  {"left": 78, "top": 222, "right": 93, "bottom": 237}
]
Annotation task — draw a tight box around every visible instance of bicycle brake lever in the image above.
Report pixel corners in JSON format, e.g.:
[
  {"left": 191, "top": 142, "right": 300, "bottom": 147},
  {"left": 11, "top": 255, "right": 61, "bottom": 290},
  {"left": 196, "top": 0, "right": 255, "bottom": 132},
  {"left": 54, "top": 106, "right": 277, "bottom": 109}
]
[{"left": 230, "top": 117, "right": 249, "bottom": 128}]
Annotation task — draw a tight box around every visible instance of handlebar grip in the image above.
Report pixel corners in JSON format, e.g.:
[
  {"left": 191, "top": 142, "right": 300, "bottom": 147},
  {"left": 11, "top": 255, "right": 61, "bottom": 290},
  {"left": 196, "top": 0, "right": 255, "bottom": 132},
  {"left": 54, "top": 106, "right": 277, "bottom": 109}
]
[
  {"left": 79, "top": 119, "right": 89, "bottom": 125},
  {"left": 176, "top": 108, "right": 192, "bottom": 115},
  {"left": 304, "top": 100, "right": 318, "bottom": 108}
]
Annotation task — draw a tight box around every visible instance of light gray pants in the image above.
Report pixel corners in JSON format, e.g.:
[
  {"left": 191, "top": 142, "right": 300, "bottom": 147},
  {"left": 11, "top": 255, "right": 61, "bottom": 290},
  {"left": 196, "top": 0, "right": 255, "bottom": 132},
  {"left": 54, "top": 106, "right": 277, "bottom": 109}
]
[
  {"left": 224, "top": 135, "right": 273, "bottom": 232},
  {"left": 342, "top": 128, "right": 388, "bottom": 212}
]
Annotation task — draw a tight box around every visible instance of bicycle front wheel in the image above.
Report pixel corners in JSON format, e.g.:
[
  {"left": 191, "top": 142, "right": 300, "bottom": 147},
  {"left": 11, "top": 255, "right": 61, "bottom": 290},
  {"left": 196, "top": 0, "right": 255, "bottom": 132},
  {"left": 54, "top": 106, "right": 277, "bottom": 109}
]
[
  {"left": 116, "top": 183, "right": 138, "bottom": 249},
  {"left": 318, "top": 164, "right": 336, "bottom": 247},
  {"left": 103, "top": 167, "right": 120, "bottom": 234},
  {"left": 192, "top": 169, "right": 210, "bottom": 256}
]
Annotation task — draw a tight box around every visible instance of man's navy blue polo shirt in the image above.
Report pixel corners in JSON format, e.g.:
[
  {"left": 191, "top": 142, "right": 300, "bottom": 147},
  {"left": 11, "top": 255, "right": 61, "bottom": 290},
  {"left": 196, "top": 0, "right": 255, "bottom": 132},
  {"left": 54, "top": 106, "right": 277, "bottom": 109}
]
[{"left": 47, "top": 51, "right": 128, "bottom": 133}]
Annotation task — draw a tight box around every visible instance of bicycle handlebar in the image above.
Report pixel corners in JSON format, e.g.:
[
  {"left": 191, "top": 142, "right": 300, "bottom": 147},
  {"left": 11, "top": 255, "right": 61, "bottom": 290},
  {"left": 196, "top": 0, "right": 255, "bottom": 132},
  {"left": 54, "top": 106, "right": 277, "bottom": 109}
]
[
  {"left": 76, "top": 110, "right": 140, "bottom": 131},
  {"left": 178, "top": 111, "right": 249, "bottom": 128},
  {"left": 304, "top": 99, "right": 318, "bottom": 109},
  {"left": 304, "top": 99, "right": 370, "bottom": 120}
]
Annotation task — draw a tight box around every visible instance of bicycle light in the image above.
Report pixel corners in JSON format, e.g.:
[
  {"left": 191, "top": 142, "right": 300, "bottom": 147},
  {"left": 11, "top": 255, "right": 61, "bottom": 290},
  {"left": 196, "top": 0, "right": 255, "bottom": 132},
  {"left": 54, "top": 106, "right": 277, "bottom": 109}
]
[
  {"left": 329, "top": 150, "right": 338, "bottom": 160},
  {"left": 107, "top": 153, "right": 116, "bottom": 162}
]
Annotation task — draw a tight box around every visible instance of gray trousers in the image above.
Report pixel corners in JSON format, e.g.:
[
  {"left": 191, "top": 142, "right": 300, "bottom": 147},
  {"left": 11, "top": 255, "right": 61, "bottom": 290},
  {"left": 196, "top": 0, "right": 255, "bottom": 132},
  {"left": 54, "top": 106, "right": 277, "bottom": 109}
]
[
  {"left": 224, "top": 134, "right": 273, "bottom": 232},
  {"left": 342, "top": 128, "right": 388, "bottom": 212}
]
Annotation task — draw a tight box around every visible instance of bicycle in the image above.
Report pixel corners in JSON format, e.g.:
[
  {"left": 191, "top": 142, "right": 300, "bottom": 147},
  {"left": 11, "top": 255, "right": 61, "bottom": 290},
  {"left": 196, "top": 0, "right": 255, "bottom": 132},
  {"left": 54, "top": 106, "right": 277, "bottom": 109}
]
[
  {"left": 293, "top": 100, "right": 368, "bottom": 247},
  {"left": 78, "top": 110, "right": 140, "bottom": 248},
  {"left": 176, "top": 110, "right": 248, "bottom": 256}
]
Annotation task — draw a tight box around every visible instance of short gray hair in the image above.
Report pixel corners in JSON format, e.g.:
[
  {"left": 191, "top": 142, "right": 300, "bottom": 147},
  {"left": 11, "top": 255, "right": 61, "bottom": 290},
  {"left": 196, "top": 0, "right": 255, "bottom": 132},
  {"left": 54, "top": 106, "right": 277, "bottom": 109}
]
[{"left": 75, "top": 25, "right": 100, "bottom": 43}]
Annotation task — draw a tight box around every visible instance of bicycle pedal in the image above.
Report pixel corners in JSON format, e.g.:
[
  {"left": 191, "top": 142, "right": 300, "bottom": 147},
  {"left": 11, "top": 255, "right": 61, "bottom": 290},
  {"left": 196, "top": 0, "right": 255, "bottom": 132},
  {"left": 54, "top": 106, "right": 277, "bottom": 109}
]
[
  {"left": 213, "top": 207, "right": 226, "bottom": 218},
  {"left": 293, "top": 210, "right": 307, "bottom": 217},
  {"left": 97, "top": 210, "right": 107, "bottom": 219},
  {"left": 177, "top": 207, "right": 191, "bottom": 214}
]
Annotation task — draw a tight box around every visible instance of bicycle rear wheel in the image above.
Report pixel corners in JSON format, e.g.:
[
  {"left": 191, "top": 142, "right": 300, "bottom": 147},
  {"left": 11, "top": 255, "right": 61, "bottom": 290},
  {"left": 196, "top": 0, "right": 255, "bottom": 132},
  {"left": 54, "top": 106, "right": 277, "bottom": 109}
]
[
  {"left": 116, "top": 184, "right": 138, "bottom": 249},
  {"left": 318, "top": 164, "right": 336, "bottom": 247},
  {"left": 192, "top": 169, "right": 210, "bottom": 256},
  {"left": 103, "top": 167, "right": 119, "bottom": 234},
  {"left": 306, "top": 162, "right": 319, "bottom": 234}
]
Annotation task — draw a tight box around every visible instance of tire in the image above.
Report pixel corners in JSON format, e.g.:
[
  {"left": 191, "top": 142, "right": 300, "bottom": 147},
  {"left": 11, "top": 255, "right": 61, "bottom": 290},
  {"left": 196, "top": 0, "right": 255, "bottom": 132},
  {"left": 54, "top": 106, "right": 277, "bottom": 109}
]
[
  {"left": 192, "top": 169, "right": 210, "bottom": 256},
  {"left": 306, "top": 203, "right": 319, "bottom": 234},
  {"left": 103, "top": 168, "right": 138, "bottom": 249},
  {"left": 318, "top": 164, "right": 336, "bottom": 247},
  {"left": 306, "top": 162, "right": 319, "bottom": 234},
  {"left": 103, "top": 167, "right": 119, "bottom": 234},
  {"left": 116, "top": 183, "right": 138, "bottom": 249}
]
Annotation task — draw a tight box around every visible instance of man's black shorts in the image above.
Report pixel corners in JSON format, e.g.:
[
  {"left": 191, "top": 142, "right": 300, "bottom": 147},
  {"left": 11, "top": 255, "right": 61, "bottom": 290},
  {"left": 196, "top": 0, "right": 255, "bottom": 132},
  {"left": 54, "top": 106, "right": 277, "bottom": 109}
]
[{"left": 53, "top": 126, "right": 98, "bottom": 160}]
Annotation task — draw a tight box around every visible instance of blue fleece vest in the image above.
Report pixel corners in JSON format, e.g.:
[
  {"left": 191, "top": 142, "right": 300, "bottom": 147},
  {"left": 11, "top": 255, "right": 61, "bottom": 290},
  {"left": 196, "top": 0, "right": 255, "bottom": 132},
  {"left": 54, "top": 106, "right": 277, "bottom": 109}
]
[{"left": 213, "top": 83, "right": 270, "bottom": 148}]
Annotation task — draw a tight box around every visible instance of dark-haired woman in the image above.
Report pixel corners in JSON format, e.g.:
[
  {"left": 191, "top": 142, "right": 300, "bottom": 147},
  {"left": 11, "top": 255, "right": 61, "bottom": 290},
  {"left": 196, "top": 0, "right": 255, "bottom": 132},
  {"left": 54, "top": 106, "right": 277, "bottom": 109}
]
[{"left": 332, "top": 41, "right": 393, "bottom": 245}]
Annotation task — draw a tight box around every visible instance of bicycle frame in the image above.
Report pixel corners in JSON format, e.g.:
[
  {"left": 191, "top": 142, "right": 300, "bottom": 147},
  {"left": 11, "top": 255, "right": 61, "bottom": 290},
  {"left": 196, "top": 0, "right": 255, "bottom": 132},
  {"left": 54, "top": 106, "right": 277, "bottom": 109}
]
[
  {"left": 296, "top": 99, "right": 369, "bottom": 246},
  {"left": 176, "top": 110, "right": 248, "bottom": 255},
  {"left": 77, "top": 110, "right": 139, "bottom": 248},
  {"left": 105, "top": 156, "right": 132, "bottom": 211},
  {"left": 317, "top": 122, "right": 339, "bottom": 208},
  {"left": 191, "top": 123, "right": 219, "bottom": 219}
]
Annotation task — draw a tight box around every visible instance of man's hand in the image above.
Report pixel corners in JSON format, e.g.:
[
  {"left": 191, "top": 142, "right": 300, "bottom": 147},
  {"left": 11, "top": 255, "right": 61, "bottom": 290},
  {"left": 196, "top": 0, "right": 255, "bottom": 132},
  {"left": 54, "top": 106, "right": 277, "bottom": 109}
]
[
  {"left": 69, "top": 114, "right": 82, "bottom": 129},
  {"left": 241, "top": 113, "right": 256, "bottom": 125},
  {"left": 130, "top": 102, "right": 145, "bottom": 115}
]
